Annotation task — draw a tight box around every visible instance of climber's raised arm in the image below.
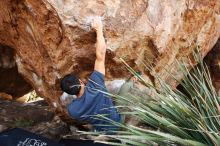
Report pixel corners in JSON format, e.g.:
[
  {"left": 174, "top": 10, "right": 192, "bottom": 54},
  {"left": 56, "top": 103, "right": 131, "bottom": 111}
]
[
  {"left": 91, "top": 17, "right": 106, "bottom": 75},
  {"left": 60, "top": 17, "right": 121, "bottom": 133}
]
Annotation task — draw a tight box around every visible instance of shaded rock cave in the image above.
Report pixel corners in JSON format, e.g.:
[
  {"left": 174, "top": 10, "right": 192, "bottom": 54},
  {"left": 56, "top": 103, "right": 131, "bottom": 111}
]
[{"left": 0, "top": 44, "right": 32, "bottom": 99}]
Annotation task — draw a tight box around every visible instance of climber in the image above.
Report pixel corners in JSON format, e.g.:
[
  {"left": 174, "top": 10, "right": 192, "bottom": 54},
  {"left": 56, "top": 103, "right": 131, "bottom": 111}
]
[{"left": 60, "top": 17, "right": 121, "bottom": 132}]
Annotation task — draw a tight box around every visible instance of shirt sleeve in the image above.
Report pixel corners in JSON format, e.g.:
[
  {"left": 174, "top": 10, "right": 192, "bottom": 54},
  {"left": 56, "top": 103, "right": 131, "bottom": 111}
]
[{"left": 87, "top": 70, "right": 106, "bottom": 89}]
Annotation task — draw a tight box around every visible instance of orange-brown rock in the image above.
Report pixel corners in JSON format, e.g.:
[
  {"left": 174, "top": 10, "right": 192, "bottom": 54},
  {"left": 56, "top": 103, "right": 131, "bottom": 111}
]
[{"left": 0, "top": 0, "right": 220, "bottom": 121}]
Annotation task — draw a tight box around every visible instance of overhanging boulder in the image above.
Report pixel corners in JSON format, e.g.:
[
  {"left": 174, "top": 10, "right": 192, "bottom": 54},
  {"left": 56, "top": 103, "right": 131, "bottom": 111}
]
[{"left": 0, "top": 0, "right": 219, "bottom": 121}]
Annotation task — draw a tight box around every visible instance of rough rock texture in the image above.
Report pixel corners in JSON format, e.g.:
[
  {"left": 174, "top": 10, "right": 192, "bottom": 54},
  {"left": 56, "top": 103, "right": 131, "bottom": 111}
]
[
  {"left": 0, "top": 45, "right": 32, "bottom": 98},
  {"left": 0, "top": 99, "right": 70, "bottom": 140},
  {"left": 0, "top": 0, "right": 220, "bottom": 121},
  {"left": 205, "top": 38, "right": 220, "bottom": 94}
]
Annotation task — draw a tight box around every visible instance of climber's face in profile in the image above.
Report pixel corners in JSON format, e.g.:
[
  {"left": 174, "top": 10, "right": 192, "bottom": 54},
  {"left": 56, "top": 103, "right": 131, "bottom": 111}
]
[{"left": 60, "top": 74, "right": 85, "bottom": 98}]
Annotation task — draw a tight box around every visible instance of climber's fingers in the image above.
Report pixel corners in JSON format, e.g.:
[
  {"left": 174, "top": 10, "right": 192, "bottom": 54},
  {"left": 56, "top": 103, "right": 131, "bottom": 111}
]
[{"left": 91, "top": 16, "right": 103, "bottom": 31}]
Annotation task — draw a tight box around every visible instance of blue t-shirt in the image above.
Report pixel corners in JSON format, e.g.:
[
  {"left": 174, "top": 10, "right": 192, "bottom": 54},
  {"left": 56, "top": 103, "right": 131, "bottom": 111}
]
[{"left": 67, "top": 70, "right": 121, "bottom": 132}]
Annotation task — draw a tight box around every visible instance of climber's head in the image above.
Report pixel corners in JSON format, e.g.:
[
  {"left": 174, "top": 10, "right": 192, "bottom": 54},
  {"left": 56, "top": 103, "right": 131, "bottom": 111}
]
[{"left": 60, "top": 74, "right": 85, "bottom": 96}]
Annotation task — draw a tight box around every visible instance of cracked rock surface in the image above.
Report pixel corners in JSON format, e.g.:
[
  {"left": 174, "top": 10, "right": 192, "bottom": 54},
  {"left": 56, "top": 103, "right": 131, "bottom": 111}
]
[{"left": 0, "top": 0, "right": 219, "bottom": 119}]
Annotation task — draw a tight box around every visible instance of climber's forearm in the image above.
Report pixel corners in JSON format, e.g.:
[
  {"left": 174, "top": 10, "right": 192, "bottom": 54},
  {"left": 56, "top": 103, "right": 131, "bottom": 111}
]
[
  {"left": 96, "top": 29, "right": 106, "bottom": 61},
  {"left": 92, "top": 17, "right": 106, "bottom": 75}
]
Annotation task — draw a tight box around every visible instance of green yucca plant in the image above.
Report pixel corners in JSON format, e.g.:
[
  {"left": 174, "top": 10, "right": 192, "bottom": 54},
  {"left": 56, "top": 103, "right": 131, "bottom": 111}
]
[{"left": 81, "top": 50, "right": 220, "bottom": 146}]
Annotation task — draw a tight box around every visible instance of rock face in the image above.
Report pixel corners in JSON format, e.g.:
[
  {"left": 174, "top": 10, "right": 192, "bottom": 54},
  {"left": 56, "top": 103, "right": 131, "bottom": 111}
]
[
  {"left": 0, "top": 45, "right": 32, "bottom": 98},
  {"left": 0, "top": 0, "right": 220, "bottom": 120},
  {"left": 0, "top": 99, "right": 70, "bottom": 139},
  {"left": 205, "top": 38, "right": 220, "bottom": 94}
]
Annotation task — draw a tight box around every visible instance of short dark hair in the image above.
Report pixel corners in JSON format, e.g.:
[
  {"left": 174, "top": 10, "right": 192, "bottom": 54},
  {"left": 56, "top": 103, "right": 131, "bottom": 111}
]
[{"left": 60, "top": 74, "right": 81, "bottom": 95}]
